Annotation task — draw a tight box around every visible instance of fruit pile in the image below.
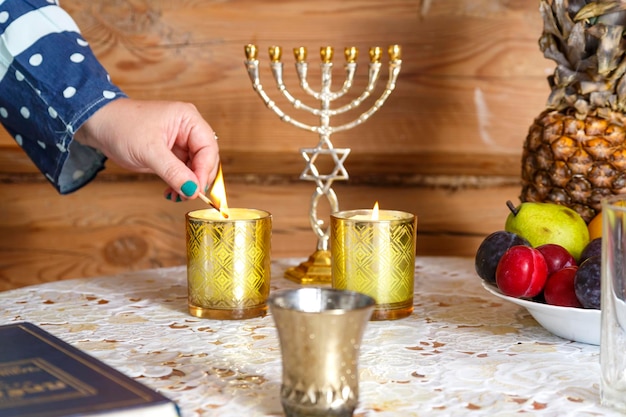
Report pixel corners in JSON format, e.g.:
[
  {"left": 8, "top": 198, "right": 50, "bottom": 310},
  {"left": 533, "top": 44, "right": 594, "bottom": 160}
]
[{"left": 475, "top": 201, "right": 601, "bottom": 309}]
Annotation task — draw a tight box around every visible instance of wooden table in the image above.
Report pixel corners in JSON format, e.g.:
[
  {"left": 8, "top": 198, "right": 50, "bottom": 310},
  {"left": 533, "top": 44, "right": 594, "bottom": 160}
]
[{"left": 0, "top": 257, "right": 618, "bottom": 416}]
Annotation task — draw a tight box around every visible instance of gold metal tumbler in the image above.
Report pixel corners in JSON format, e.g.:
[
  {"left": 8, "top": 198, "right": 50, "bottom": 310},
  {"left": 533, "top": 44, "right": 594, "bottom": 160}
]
[
  {"left": 269, "top": 288, "right": 375, "bottom": 417},
  {"left": 186, "top": 208, "right": 272, "bottom": 320}
]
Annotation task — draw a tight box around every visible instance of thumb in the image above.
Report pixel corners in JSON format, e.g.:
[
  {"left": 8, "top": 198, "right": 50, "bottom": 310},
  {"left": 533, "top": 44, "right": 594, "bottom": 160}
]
[{"left": 149, "top": 148, "right": 200, "bottom": 198}]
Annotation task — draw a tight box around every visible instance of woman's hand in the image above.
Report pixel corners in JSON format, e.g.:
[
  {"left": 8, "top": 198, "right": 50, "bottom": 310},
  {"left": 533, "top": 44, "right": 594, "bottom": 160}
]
[{"left": 75, "top": 98, "right": 220, "bottom": 201}]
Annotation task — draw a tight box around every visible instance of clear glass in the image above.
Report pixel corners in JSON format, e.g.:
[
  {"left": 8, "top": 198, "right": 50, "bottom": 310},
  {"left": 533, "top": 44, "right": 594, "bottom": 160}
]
[
  {"left": 186, "top": 208, "right": 272, "bottom": 320},
  {"left": 601, "top": 196, "right": 626, "bottom": 411},
  {"left": 330, "top": 209, "right": 417, "bottom": 320}
]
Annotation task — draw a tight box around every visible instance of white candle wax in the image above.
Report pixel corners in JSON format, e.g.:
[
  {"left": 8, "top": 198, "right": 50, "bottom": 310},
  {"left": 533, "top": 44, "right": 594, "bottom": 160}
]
[
  {"left": 190, "top": 208, "right": 264, "bottom": 221},
  {"left": 348, "top": 211, "right": 400, "bottom": 222}
]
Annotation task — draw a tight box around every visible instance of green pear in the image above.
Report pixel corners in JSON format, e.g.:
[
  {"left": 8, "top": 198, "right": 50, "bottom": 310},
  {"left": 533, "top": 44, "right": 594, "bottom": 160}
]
[{"left": 504, "top": 201, "right": 590, "bottom": 261}]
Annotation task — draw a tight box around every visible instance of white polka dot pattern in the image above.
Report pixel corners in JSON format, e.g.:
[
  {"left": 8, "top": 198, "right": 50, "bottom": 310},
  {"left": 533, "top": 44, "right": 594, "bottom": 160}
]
[
  {"left": 0, "top": 2, "right": 127, "bottom": 194},
  {"left": 70, "top": 53, "right": 85, "bottom": 63},
  {"left": 28, "top": 53, "right": 43, "bottom": 66},
  {"left": 62, "top": 86, "right": 76, "bottom": 98}
]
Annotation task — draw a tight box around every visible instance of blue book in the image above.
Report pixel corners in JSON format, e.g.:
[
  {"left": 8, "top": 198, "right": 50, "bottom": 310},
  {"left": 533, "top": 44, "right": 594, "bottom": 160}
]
[{"left": 0, "top": 322, "right": 180, "bottom": 417}]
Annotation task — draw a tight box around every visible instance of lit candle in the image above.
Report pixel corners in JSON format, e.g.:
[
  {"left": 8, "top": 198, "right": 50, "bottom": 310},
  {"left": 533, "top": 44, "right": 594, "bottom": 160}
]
[
  {"left": 186, "top": 166, "right": 272, "bottom": 320},
  {"left": 330, "top": 203, "right": 417, "bottom": 320}
]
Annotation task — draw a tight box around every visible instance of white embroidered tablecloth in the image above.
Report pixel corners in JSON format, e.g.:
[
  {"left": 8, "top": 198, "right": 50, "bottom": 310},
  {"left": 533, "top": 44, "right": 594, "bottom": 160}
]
[{"left": 0, "top": 257, "right": 617, "bottom": 417}]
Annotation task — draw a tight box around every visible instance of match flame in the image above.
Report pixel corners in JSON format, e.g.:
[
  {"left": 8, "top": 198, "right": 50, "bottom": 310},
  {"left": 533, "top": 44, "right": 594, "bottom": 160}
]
[
  {"left": 372, "top": 201, "right": 379, "bottom": 220},
  {"left": 209, "top": 165, "right": 229, "bottom": 218}
]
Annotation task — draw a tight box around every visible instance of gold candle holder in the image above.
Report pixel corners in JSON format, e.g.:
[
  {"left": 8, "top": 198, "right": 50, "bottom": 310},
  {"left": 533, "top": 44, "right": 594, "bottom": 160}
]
[
  {"left": 330, "top": 209, "right": 416, "bottom": 321},
  {"left": 186, "top": 208, "right": 272, "bottom": 320}
]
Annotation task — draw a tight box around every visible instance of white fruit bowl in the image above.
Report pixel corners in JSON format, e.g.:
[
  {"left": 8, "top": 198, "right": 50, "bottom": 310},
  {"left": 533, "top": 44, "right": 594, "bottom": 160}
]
[{"left": 481, "top": 281, "right": 600, "bottom": 345}]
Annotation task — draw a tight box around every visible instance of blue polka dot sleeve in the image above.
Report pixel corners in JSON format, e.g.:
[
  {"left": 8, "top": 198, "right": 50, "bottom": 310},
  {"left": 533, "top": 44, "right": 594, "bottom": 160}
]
[{"left": 0, "top": 0, "right": 127, "bottom": 194}]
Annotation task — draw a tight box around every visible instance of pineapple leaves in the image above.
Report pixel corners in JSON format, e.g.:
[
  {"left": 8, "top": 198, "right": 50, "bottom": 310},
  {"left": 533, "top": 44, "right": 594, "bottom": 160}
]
[
  {"left": 597, "top": 25, "right": 625, "bottom": 75},
  {"left": 574, "top": 1, "right": 626, "bottom": 23},
  {"left": 539, "top": 0, "right": 626, "bottom": 113},
  {"left": 565, "top": 22, "right": 587, "bottom": 65}
]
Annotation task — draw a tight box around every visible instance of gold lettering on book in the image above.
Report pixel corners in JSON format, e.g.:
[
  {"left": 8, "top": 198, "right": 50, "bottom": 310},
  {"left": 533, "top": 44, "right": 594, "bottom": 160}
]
[
  {"left": 0, "top": 358, "right": 96, "bottom": 408},
  {"left": 0, "top": 365, "right": 40, "bottom": 377},
  {"left": 1, "top": 380, "right": 68, "bottom": 399}
]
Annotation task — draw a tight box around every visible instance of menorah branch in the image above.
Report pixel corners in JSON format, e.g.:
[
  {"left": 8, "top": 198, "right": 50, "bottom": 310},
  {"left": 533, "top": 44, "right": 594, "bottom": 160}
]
[
  {"left": 243, "top": 43, "right": 402, "bottom": 284},
  {"left": 333, "top": 59, "right": 401, "bottom": 133},
  {"left": 271, "top": 62, "right": 320, "bottom": 116},
  {"left": 245, "top": 58, "right": 318, "bottom": 132}
]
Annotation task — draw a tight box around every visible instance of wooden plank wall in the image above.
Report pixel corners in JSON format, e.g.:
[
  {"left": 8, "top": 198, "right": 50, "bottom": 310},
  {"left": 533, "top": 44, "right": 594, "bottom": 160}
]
[{"left": 0, "top": 0, "right": 551, "bottom": 290}]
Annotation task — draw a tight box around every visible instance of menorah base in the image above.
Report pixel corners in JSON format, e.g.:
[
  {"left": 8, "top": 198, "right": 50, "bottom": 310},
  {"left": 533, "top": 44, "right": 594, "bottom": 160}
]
[{"left": 284, "top": 249, "right": 332, "bottom": 285}]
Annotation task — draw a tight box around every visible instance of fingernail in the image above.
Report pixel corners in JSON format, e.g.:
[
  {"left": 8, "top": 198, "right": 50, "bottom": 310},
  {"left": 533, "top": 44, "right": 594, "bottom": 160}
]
[
  {"left": 176, "top": 195, "right": 182, "bottom": 202},
  {"left": 165, "top": 193, "right": 172, "bottom": 200},
  {"left": 181, "top": 180, "right": 198, "bottom": 197}
]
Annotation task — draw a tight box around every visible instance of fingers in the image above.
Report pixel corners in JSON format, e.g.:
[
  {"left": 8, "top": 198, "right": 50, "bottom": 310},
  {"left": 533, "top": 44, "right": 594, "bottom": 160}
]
[
  {"left": 152, "top": 147, "right": 207, "bottom": 202},
  {"left": 164, "top": 186, "right": 183, "bottom": 202},
  {"left": 185, "top": 109, "right": 220, "bottom": 186},
  {"left": 189, "top": 142, "right": 220, "bottom": 194},
  {"left": 158, "top": 121, "right": 220, "bottom": 202}
]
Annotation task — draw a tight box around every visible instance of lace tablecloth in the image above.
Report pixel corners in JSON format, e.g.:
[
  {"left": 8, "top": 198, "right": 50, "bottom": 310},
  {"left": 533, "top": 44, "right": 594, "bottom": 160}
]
[{"left": 0, "top": 257, "right": 618, "bottom": 417}]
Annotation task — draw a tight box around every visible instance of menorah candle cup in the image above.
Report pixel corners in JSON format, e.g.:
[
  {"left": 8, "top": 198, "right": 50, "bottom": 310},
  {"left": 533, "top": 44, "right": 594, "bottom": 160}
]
[
  {"left": 269, "top": 288, "right": 375, "bottom": 417},
  {"left": 330, "top": 209, "right": 417, "bottom": 320},
  {"left": 186, "top": 208, "right": 272, "bottom": 320}
]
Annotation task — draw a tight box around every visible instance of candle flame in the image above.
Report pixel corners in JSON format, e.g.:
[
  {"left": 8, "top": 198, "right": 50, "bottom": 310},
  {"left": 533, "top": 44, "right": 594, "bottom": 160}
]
[
  {"left": 372, "top": 201, "right": 379, "bottom": 220},
  {"left": 209, "top": 165, "right": 229, "bottom": 218}
]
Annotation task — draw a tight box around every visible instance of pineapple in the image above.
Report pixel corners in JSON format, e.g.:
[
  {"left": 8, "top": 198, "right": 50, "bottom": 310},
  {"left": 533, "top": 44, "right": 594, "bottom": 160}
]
[{"left": 521, "top": 0, "right": 626, "bottom": 223}]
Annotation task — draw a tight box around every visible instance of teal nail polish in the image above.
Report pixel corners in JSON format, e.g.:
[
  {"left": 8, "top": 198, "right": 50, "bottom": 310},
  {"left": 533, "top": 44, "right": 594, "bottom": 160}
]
[
  {"left": 165, "top": 193, "right": 172, "bottom": 200},
  {"left": 176, "top": 195, "right": 182, "bottom": 202},
  {"left": 181, "top": 180, "right": 197, "bottom": 197}
]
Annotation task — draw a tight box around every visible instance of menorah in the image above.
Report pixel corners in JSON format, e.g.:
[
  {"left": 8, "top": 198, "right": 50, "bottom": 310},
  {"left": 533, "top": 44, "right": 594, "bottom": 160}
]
[{"left": 244, "top": 43, "right": 402, "bottom": 284}]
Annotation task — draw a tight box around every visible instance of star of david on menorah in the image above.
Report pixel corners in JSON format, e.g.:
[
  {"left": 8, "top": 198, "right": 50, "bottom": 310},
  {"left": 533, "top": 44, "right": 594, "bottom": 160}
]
[{"left": 244, "top": 43, "right": 402, "bottom": 284}]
